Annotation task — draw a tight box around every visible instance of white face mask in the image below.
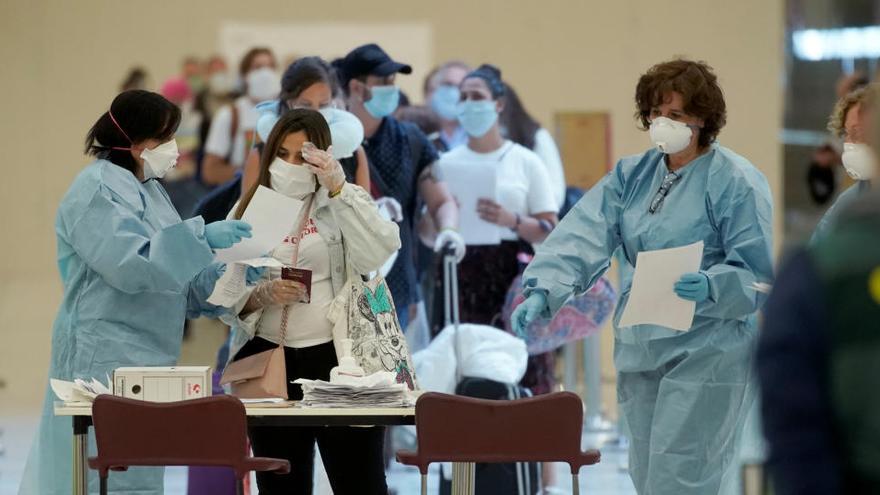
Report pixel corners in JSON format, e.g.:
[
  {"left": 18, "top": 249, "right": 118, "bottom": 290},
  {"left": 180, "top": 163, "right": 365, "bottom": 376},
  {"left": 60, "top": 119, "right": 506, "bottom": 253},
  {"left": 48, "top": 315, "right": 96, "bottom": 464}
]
[
  {"left": 649, "top": 116, "right": 694, "bottom": 154},
  {"left": 269, "top": 157, "right": 316, "bottom": 199},
  {"left": 208, "top": 72, "right": 234, "bottom": 94},
  {"left": 320, "top": 107, "right": 364, "bottom": 159},
  {"left": 141, "top": 139, "right": 179, "bottom": 180},
  {"left": 841, "top": 142, "right": 877, "bottom": 181},
  {"left": 246, "top": 67, "right": 280, "bottom": 102}
]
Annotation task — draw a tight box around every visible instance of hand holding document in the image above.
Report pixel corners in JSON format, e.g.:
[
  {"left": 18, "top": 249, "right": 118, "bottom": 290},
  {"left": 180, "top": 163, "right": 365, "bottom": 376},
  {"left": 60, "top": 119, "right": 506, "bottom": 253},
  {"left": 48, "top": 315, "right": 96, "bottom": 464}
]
[
  {"left": 439, "top": 161, "right": 501, "bottom": 245},
  {"left": 215, "top": 185, "right": 303, "bottom": 263},
  {"left": 207, "top": 257, "right": 284, "bottom": 307},
  {"left": 619, "top": 241, "right": 704, "bottom": 331}
]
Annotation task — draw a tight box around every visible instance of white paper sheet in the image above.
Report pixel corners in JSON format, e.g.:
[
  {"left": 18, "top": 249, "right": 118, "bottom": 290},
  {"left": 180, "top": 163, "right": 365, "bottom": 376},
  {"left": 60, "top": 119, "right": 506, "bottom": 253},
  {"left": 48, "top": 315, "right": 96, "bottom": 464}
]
[
  {"left": 207, "top": 257, "right": 284, "bottom": 307},
  {"left": 619, "top": 241, "right": 705, "bottom": 331},
  {"left": 439, "top": 161, "right": 502, "bottom": 246},
  {"left": 214, "top": 185, "right": 303, "bottom": 263}
]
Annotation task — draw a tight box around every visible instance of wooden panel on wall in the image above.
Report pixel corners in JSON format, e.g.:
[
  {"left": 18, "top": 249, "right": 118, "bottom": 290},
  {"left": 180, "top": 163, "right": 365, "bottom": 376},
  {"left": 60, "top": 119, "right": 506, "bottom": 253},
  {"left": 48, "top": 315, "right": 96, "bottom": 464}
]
[{"left": 554, "top": 112, "right": 612, "bottom": 191}]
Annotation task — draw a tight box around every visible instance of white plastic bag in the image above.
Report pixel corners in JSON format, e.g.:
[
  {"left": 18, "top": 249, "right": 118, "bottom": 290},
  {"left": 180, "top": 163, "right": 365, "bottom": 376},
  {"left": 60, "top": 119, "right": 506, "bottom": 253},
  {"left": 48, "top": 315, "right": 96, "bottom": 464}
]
[{"left": 412, "top": 324, "right": 528, "bottom": 394}]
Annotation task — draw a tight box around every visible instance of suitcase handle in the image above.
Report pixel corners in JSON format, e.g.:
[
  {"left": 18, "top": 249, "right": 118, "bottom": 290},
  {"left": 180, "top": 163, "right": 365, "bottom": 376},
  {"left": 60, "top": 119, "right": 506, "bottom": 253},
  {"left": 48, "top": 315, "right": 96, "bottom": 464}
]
[{"left": 442, "top": 246, "right": 462, "bottom": 383}]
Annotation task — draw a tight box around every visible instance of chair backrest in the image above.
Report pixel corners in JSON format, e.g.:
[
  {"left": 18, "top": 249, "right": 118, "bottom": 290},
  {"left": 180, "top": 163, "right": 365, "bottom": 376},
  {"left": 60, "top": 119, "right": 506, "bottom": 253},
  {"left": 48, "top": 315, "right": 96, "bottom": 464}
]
[
  {"left": 91, "top": 395, "right": 248, "bottom": 471},
  {"left": 413, "top": 391, "right": 595, "bottom": 469}
]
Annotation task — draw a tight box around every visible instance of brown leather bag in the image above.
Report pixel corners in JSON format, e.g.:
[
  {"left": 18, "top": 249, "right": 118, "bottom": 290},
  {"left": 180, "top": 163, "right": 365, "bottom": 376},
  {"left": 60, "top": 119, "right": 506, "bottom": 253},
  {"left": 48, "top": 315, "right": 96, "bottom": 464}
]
[{"left": 219, "top": 195, "right": 315, "bottom": 399}]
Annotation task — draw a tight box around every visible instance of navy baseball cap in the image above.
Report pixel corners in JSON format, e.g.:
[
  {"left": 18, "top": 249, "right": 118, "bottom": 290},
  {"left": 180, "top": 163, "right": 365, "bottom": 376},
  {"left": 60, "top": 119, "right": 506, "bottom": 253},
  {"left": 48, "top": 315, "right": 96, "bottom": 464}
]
[{"left": 336, "top": 44, "right": 412, "bottom": 87}]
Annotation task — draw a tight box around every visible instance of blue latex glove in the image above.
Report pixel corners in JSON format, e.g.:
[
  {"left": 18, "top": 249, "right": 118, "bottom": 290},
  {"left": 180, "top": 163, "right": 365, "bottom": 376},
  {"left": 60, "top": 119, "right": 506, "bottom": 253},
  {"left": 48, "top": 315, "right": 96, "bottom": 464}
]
[
  {"left": 205, "top": 220, "right": 252, "bottom": 250},
  {"left": 674, "top": 272, "right": 710, "bottom": 302},
  {"left": 246, "top": 266, "right": 266, "bottom": 284},
  {"left": 511, "top": 292, "right": 547, "bottom": 338}
]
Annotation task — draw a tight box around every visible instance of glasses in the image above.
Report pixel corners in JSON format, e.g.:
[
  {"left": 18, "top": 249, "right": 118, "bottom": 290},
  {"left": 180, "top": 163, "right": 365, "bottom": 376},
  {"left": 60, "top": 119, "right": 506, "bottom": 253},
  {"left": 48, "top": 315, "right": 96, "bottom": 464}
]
[{"left": 649, "top": 171, "right": 681, "bottom": 214}]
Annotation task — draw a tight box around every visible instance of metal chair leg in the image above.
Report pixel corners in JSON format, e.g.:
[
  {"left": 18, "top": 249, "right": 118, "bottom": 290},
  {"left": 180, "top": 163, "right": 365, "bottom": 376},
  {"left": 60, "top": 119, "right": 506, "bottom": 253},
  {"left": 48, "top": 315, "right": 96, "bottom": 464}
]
[
  {"left": 572, "top": 473, "right": 580, "bottom": 495},
  {"left": 421, "top": 473, "right": 428, "bottom": 495},
  {"left": 100, "top": 475, "right": 108, "bottom": 495}
]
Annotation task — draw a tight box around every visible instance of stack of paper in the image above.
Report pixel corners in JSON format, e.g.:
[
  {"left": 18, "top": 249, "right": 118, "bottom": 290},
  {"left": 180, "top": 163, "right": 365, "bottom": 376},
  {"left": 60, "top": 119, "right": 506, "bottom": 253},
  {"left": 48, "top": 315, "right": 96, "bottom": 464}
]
[
  {"left": 51, "top": 377, "right": 112, "bottom": 403},
  {"left": 294, "top": 372, "right": 414, "bottom": 408}
]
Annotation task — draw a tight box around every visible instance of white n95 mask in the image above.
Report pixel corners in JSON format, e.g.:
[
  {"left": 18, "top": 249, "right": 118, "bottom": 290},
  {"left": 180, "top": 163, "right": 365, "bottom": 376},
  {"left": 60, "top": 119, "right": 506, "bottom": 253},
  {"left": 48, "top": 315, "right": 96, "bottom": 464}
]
[
  {"left": 321, "top": 107, "right": 364, "bottom": 159},
  {"left": 841, "top": 142, "right": 877, "bottom": 181},
  {"left": 246, "top": 68, "right": 281, "bottom": 102},
  {"left": 141, "top": 139, "right": 179, "bottom": 180},
  {"left": 649, "top": 116, "right": 694, "bottom": 154},
  {"left": 269, "top": 157, "right": 316, "bottom": 199}
]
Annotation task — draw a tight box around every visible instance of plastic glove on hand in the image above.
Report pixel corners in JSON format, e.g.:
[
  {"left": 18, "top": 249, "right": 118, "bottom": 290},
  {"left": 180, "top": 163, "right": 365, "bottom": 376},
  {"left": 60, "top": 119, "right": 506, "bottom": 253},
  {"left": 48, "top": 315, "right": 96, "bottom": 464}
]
[
  {"left": 302, "top": 142, "right": 346, "bottom": 193},
  {"left": 205, "top": 220, "right": 252, "bottom": 249},
  {"left": 434, "top": 229, "right": 466, "bottom": 263},
  {"left": 674, "top": 272, "right": 710, "bottom": 302},
  {"left": 511, "top": 292, "right": 547, "bottom": 338},
  {"left": 251, "top": 279, "right": 306, "bottom": 308}
]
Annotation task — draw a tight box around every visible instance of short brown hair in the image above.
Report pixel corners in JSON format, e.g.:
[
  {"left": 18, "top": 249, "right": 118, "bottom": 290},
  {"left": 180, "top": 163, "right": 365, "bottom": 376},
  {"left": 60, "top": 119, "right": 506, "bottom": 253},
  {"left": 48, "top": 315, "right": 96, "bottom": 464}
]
[
  {"left": 635, "top": 59, "right": 726, "bottom": 148},
  {"left": 238, "top": 47, "right": 276, "bottom": 77},
  {"left": 827, "top": 83, "right": 878, "bottom": 138}
]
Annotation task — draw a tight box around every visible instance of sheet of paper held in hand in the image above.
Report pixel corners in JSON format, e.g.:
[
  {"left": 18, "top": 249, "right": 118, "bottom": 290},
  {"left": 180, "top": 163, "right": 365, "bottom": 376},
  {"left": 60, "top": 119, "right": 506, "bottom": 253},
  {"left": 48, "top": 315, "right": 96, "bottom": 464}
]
[
  {"left": 441, "top": 160, "right": 502, "bottom": 245},
  {"left": 619, "top": 241, "right": 705, "bottom": 331},
  {"left": 207, "top": 257, "right": 284, "bottom": 307},
  {"left": 215, "top": 185, "right": 303, "bottom": 263}
]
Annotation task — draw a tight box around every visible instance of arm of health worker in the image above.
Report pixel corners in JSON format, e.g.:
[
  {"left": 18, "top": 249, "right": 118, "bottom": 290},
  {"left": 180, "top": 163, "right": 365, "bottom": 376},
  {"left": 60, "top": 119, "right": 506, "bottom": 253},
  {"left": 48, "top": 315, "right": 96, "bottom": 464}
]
[
  {"left": 521, "top": 164, "right": 626, "bottom": 318},
  {"left": 696, "top": 176, "right": 774, "bottom": 320},
  {"left": 64, "top": 183, "right": 214, "bottom": 294}
]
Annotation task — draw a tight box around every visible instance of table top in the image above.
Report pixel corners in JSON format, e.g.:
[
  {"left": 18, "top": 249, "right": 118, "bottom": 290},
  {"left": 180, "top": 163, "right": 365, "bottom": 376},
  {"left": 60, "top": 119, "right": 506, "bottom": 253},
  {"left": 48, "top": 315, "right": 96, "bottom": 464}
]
[{"left": 54, "top": 401, "right": 415, "bottom": 418}]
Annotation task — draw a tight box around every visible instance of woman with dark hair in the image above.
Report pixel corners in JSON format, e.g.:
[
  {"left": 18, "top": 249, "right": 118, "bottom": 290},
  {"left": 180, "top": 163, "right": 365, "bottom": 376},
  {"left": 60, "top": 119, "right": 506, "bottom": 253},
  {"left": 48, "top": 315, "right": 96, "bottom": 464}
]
[
  {"left": 19, "top": 90, "right": 251, "bottom": 494},
  {"left": 499, "top": 83, "right": 566, "bottom": 210},
  {"left": 433, "top": 64, "right": 558, "bottom": 331},
  {"left": 242, "top": 56, "right": 371, "bottom": 194},
  {"left": 514, "top": 59, "right": 774, "bottom": 494},
  {"left": 224, "top": 109, "right": 399, "bottom": 494}
]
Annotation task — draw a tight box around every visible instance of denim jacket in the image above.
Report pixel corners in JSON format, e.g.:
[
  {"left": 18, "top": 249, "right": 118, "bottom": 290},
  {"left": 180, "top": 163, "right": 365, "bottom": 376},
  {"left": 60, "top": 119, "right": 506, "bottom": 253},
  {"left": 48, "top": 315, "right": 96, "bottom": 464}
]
[{"left": 222, "top": 182, "right": 401, "bottom": 362}]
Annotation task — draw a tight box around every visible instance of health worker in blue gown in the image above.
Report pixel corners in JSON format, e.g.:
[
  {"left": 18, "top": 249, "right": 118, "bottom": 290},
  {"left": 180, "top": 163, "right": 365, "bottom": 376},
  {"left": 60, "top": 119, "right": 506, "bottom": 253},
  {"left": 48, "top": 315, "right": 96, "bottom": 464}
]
[
  {"left": 513, "top": 59, "right": 774, "bottom": 495},
  {"left": 19, "top": 90, "right": 252, "bottom": 495}
]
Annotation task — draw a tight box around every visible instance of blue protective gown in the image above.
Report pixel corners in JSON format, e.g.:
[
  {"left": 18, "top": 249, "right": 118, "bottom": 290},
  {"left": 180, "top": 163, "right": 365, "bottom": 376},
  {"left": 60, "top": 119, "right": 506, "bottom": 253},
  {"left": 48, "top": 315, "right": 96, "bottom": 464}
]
[
  {"left": 523, "top": 145, "right": 774, "bottom": 494},
  {"left": 19, "top": 160, "right": 226, "bottom": 495},
  {"left": 810, "top": 180, "right": 870, "bottom": 245}
]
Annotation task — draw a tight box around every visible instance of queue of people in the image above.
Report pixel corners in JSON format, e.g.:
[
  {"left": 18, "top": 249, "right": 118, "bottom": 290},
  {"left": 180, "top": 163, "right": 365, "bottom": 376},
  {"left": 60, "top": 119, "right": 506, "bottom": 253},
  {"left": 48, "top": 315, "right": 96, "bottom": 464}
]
[{"left": 18, "top": 37, "right": 880, "bottom": 495}]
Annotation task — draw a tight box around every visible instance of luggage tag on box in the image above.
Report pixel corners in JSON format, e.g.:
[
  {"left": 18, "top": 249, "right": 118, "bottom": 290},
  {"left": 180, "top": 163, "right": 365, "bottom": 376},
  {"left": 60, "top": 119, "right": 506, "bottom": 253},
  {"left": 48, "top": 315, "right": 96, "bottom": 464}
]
[{"left": 282, "top": 267, "right": 312, "bottom": 303}]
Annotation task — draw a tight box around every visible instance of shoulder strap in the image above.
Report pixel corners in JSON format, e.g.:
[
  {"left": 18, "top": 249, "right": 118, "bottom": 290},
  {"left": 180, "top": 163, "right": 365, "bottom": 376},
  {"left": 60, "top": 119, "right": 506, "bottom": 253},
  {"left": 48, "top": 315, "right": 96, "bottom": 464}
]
[
  {"left": 225, "top": 103, "right": 239, "bottom": 164},
  {"left": 278, "top": 194, "right": 316, "bottom": 344}
]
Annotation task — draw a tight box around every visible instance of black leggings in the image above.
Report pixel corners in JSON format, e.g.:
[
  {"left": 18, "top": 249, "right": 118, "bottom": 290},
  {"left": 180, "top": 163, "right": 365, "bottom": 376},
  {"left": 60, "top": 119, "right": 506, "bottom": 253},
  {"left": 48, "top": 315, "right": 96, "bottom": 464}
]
[{"left": 233, "top": 338, "right": 388, "bottom": 495}]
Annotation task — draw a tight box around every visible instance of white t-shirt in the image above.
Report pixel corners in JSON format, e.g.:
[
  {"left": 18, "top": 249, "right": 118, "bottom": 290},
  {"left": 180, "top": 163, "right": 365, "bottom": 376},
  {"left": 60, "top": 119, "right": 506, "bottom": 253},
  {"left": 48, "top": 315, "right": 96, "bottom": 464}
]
[
  {"left": 204, "top": 96, "right": 258, "bottom": 168},
  {"left": 532, "top": 128, "right": 566, "bottom": 210},
  {"left": 256, "top": 209, "right": 335, "bottom": 349},
  {"left": 437, "top": 141, "right": 557, "bottom": 241}
]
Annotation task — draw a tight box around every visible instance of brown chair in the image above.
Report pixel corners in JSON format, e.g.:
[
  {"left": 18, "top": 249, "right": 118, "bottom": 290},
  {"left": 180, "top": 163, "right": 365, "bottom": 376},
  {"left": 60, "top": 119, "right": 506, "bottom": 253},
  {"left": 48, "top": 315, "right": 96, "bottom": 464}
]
[
  {"left": 396, "top": 391, "right": 601, "bottom": 495},
  {"left": 88, "top": 395, "right": 289, "bottom": 495}
]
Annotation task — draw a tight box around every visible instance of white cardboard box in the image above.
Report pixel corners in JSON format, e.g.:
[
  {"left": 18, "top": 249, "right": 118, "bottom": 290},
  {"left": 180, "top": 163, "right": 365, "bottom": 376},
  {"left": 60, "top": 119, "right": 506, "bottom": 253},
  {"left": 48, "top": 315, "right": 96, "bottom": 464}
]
[{"left": 113, "top": 366, "right": 211, "bottom": 402}]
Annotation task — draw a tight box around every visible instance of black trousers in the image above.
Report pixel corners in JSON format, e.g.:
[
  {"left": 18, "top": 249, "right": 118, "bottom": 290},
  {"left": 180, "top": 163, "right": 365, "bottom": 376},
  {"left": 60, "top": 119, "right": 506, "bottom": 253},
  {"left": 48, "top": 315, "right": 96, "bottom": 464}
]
[{"left": 233, "top": 338, "right": 389, "bottom": 495}]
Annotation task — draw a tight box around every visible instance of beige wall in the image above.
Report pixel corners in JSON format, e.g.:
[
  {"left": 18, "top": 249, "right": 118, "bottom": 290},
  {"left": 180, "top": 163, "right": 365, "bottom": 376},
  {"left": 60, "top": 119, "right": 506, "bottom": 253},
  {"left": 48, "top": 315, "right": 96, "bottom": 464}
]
[{"left": 0, "top": 0, "right": 783, "bottom": 411}]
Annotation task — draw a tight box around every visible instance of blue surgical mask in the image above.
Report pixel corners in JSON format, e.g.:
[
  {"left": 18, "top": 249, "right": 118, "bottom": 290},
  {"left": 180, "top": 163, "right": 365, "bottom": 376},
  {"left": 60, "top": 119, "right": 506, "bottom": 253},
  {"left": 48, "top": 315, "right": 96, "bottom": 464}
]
[
  {"left": 457, "top": 100, "right": 498, "bottom": 138},
  {"left": 364, "top": 85, "right": 400, "bottom": 119},
  {"left": 430, "top": 85, "right": 461, "bottom": 120}
]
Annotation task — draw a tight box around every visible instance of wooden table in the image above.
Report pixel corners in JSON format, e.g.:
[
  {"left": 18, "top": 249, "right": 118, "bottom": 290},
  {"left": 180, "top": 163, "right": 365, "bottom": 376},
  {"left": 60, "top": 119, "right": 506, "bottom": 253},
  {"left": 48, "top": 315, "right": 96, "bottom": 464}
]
[{"left": 56, "top": 401, "right": 422, "bottom": 495}]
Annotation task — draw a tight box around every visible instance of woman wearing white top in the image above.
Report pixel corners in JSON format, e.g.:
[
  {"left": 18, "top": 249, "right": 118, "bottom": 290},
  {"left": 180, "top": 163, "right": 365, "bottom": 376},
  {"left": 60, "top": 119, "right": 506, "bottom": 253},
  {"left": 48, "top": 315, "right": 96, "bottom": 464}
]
[
  {"left": 225, "top": 109, "right": 400, "bottom": 494},
  {"left": 499, "top": 83, "right": 567, "bottom": 210},
  {"left": 433, "top": 64, "right": 558, "bottom": 333}
]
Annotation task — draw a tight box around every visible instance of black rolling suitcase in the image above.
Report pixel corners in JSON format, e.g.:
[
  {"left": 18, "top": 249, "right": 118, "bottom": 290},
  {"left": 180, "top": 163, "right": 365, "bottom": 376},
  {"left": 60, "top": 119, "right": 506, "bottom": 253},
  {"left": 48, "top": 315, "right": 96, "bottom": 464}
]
[{"left": 436, "top": 246, "right": 542, "bottom": 495}]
